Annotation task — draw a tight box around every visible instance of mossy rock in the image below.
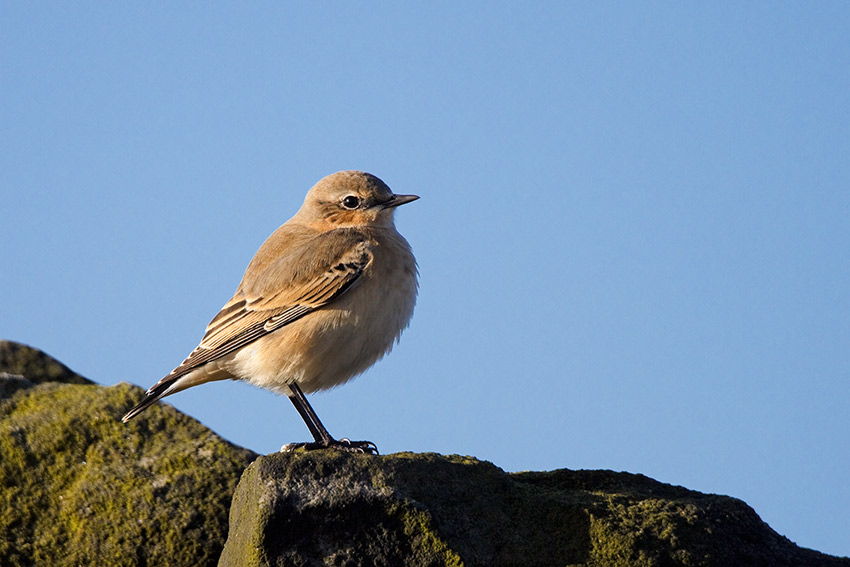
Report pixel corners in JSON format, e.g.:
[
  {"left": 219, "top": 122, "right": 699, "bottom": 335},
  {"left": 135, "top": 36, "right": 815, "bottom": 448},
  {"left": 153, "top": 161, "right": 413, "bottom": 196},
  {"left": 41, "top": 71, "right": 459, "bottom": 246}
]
[
  {"left": 3, "top": 341, "right": 848, "bottom": 566},
  {"left": 0, "top": 340, "right": 91, "bottom": 396},
  {"left": 220, "top": 451, "right": 849, "bottom": 567},
  {"left": 0, "top": 341, "right": 256, "bottom": 567}
]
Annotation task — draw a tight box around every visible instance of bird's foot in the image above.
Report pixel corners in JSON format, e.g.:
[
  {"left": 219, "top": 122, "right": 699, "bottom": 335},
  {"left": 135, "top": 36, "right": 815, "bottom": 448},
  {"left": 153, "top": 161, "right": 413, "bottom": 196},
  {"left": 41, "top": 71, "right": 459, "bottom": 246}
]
[{"left": 280, "top": 437, "right": 379, "bottom": 455}]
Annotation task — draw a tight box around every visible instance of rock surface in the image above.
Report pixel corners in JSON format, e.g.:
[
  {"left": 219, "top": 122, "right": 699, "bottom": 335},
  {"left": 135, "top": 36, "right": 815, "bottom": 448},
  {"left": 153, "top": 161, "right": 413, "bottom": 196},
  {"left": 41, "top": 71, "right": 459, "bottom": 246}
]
[
  {"left": 220, "top": 450, "right": 850, "bottom": 567},
  {"left": 2, "top": 340, "right": 848, "bottom": 567},
  {"left": 0, "top": 341, "right": 257, "bottom": 567}
]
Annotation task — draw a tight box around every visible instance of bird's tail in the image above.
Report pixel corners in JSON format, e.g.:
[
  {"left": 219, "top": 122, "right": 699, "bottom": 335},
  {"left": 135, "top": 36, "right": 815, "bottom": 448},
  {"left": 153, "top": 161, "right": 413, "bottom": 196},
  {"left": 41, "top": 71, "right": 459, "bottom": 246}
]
[
  {"left": 121, "top": 365, "right": 230, "bottom": 423},
  {"left": 121, "top": 378, "right": 179, "bottom": 422}
]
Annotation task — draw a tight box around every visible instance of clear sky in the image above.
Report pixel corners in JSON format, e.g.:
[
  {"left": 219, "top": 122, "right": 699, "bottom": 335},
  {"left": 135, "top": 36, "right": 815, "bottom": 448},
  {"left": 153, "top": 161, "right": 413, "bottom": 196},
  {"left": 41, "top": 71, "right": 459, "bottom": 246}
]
[{"left": 2, "top": 2, "right": 848, "bottom": 558}]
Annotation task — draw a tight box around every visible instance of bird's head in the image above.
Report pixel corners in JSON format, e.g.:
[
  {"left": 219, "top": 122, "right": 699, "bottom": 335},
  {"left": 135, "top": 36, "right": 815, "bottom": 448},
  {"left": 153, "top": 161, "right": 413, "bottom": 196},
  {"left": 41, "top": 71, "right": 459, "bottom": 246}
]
[{"left": 296, "top": 171, "right": 418, "bottom": 230}]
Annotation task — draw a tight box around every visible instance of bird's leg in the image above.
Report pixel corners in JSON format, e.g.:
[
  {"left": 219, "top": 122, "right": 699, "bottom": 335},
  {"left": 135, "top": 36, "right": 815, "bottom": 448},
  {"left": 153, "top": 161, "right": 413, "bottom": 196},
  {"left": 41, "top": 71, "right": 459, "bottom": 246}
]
[
  {"left": 287, "top": 382, "right": 332, "bottom": 443},
  {"left": 281, "top": 383, "right": 378, "bottom": 455}
]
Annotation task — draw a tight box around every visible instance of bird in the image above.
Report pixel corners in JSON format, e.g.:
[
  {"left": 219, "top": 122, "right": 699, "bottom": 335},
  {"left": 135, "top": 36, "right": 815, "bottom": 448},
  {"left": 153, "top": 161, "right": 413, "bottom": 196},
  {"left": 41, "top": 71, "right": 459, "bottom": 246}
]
[{"left": 122, "top": 171, "right": 418, "bottom": 454}]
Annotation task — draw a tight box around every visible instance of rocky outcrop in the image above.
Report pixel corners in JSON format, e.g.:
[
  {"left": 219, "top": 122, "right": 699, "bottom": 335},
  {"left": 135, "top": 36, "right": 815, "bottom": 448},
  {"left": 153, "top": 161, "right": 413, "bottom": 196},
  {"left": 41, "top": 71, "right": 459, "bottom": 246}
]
[
  {"left": 2, "top": 340, "right": 848, "bottom": 567},
  {"left": 220, "top": 448, "right": 850, "bottom": 567},
  {"left": 0, "top": 341, "right": 257, "bottom": 567}
]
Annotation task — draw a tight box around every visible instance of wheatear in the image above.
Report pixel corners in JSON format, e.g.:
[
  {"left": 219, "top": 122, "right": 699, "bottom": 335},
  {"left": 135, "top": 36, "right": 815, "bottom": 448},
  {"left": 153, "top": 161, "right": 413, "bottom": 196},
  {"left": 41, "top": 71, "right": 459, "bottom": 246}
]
[{"left": 122, "top": 171, "right": 418, "bottom": 454}]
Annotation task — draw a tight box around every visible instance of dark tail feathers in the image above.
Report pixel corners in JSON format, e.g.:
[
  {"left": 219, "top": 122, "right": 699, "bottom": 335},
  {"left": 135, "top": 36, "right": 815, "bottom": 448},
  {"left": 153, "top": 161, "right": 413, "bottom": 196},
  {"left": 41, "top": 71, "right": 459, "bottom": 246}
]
[{"left": 121, "top": 379, "right": 177, "bottom": 423}]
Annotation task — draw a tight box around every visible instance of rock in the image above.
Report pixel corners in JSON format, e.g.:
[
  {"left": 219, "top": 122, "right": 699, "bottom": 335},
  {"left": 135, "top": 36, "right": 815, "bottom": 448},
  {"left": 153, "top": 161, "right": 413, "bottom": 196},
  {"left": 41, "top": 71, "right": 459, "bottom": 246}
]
[
  {"left": 3, "top": 340, "right": 848, "bottom": 566},
  {"left": 0, "top": 341, "right": 257, "bottom": 567},
  {"left": 0, "top": 340, "right": 91, "bottom": 397},
  {"left": 220, "top": 450, "right": 850, "bottom": 567}
]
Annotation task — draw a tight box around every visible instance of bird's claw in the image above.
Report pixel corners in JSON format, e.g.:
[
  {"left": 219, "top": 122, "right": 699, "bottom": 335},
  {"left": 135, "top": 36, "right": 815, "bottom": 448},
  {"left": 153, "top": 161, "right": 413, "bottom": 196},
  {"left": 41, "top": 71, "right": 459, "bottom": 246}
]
[{"left": 337, "top": 438, "right": 379, "bottom": 455}]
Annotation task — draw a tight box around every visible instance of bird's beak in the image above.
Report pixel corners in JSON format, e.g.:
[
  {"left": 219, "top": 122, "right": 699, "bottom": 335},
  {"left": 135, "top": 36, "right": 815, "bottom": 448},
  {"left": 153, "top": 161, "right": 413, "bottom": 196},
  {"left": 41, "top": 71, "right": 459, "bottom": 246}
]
[{"left": 381, "top": 194, "right": 419, "bottom": 209}]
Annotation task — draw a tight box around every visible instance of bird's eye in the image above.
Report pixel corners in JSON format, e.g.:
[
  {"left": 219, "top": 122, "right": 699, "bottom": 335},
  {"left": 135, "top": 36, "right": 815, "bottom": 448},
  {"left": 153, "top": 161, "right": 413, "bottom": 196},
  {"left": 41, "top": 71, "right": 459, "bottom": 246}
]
[{"left": 342, "top": 195, "right": 361, "bottom": 209}]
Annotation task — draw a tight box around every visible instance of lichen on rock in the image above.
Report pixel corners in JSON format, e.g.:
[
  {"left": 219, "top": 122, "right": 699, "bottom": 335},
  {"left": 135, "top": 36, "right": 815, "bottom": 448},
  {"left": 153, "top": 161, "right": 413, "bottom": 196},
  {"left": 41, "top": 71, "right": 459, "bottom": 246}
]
[
  {"left": 220, "top": 451, "right": 850, "bottom": 567},
  {"left": 0, "top": 341, "right": 256, "bottom": 567},
  {"left": 2, "top": 340, "right": 848, "bottom": 567}
]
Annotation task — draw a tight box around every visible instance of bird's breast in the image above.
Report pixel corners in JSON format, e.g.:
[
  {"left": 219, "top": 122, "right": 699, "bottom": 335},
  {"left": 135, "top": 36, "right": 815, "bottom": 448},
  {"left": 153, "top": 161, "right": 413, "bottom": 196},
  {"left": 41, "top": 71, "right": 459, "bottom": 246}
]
[{"left": 237, "top": 229, "right": 417, "bottom": 394}]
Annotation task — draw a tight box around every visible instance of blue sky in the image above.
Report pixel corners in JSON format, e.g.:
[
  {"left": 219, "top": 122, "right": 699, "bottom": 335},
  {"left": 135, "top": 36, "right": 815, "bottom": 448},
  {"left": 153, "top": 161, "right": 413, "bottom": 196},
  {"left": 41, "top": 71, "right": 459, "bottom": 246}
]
[{"left": 3, "top": 2, "right": 848, "bottom": 557}]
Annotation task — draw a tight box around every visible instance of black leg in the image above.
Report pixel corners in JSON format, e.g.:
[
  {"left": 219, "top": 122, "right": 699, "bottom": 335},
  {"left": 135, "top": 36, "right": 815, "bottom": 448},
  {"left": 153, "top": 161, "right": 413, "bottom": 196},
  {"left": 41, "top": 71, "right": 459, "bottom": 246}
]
[
  {"left": 282, "top": 382, "right": 379, "bottom": 455},
  {"left": 288, "top": 383, "right": 332, "bottom": 444}
]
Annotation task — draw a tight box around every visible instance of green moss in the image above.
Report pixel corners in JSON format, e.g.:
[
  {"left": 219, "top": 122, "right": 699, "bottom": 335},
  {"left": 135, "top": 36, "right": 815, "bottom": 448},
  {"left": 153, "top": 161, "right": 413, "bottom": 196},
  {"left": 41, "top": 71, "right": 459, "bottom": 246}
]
[{"left": 0, "top": 352, "right": 256, "bottom": 567}]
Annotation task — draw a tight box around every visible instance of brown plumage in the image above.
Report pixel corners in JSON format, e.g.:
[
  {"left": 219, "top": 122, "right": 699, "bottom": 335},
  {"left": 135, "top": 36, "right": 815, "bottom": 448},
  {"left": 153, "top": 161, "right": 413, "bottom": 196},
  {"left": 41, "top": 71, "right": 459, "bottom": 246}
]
[{"left": 122, "top": 171, "right": 418, "bottom": 453}]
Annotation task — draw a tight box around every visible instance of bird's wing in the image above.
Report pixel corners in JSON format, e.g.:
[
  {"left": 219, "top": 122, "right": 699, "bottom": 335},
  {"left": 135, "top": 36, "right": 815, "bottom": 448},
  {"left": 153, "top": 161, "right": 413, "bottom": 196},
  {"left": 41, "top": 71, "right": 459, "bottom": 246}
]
[{"left": 156, "top": 234, "right": 373, "bottom": 387}]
